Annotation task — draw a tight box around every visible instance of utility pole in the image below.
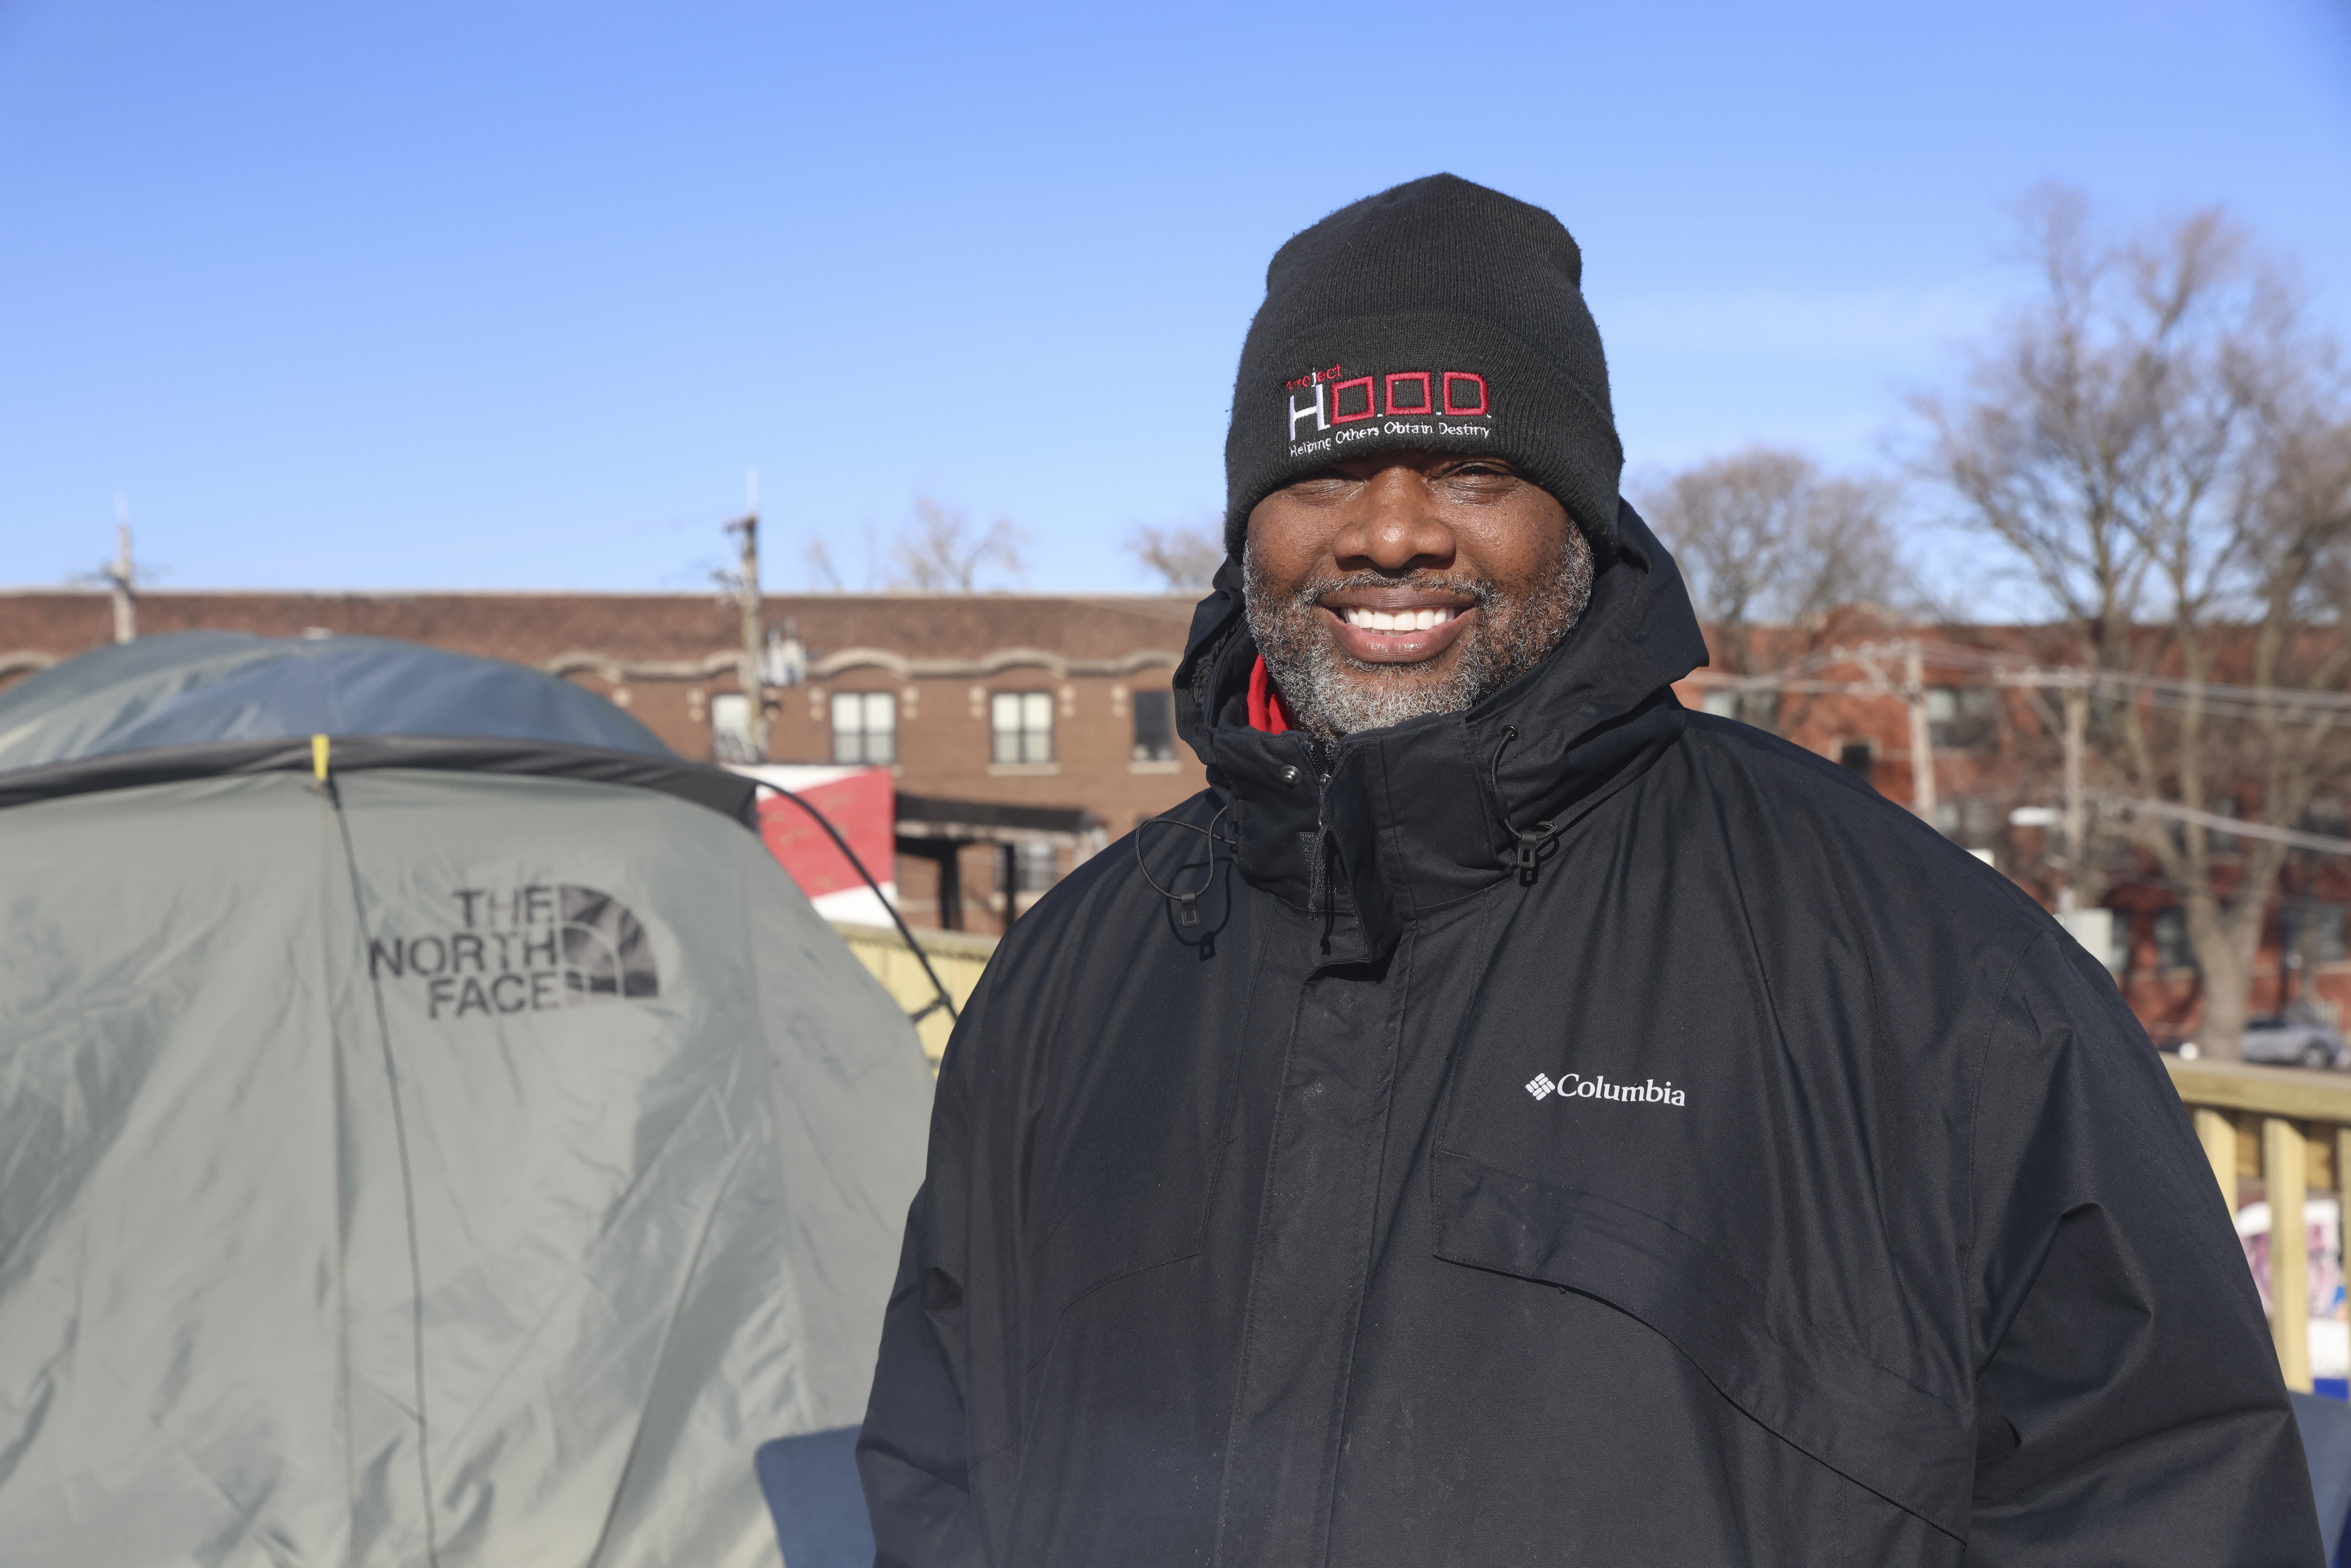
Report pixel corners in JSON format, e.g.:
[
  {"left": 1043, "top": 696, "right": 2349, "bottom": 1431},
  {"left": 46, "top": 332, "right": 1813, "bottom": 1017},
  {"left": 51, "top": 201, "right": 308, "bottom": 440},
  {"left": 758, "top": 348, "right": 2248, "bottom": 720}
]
[
  {"left": 724, "top": 472, "right": 765, "bottom": 762},
  {"left": 104, "top": 499, "right": 137, "bottom": 644},
  {"left": 1904, "top": 641, "right": 1937, "bottom": 823},
  {"left": 2060, "top": 684, "right": 2087, "bottom": 917}
]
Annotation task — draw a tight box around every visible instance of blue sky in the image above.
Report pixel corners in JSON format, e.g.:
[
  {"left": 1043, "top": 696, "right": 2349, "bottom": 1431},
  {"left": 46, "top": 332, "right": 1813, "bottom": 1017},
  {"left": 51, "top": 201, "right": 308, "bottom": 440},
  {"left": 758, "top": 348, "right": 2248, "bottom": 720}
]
[{"left": 3, "top": 0, "right": 2348, "bottom": 598}]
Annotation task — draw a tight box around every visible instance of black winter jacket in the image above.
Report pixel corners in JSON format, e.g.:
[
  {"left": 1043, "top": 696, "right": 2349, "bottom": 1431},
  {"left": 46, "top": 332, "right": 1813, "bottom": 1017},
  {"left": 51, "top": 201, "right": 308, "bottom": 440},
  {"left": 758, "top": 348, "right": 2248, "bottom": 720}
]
[{"left": 859, "top": 504, "right": 2320, "bottom": 1566}]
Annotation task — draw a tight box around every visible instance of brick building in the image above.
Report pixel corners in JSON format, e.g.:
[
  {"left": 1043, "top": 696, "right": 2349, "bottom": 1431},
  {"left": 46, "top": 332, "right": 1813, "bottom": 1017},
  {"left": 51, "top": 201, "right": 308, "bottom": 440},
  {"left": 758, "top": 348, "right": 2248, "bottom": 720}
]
[
  {"left": 0, "top": 589, "right": 1207, "bottom": 929},
  {"left": 1688, "top": 623, "right": 2351, "bottom": 1045}
]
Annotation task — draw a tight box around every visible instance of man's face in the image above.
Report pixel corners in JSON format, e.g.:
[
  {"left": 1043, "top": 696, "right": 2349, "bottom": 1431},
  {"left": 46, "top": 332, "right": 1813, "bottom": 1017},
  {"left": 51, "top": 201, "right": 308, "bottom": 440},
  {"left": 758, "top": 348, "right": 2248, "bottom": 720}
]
[{"left": 1243, "top": 451, "right": 1594, "bottom": 742}]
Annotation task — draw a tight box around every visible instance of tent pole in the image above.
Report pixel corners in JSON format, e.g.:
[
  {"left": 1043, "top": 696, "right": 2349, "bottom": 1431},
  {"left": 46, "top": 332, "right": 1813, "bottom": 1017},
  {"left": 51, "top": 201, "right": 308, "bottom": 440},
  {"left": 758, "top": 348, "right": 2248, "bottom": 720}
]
[{"left": 762, "top": 786, "right": 960, "bottom": 1025}]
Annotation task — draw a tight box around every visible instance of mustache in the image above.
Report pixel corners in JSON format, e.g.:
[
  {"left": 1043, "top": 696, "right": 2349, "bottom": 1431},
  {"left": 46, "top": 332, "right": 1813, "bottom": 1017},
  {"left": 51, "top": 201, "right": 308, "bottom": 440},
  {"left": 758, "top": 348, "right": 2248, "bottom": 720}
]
[{"left": 1286, "top": 570, "right": 1498, "bottom": 609}]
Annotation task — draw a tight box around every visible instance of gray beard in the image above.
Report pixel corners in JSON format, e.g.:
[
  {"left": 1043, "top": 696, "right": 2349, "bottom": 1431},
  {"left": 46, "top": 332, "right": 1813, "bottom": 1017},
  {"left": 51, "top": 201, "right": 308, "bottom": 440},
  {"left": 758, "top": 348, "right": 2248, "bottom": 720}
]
[{"left": 1242, "top": 533, "right": 1595, "bottom": 743}]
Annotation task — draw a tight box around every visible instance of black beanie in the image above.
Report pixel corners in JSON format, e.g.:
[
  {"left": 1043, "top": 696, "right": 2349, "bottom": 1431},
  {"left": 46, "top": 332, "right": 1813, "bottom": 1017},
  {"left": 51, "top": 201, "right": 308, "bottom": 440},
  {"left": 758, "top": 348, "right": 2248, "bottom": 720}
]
[{"left": 1223, "top": 173, "right": 1621, "bottom": 561}]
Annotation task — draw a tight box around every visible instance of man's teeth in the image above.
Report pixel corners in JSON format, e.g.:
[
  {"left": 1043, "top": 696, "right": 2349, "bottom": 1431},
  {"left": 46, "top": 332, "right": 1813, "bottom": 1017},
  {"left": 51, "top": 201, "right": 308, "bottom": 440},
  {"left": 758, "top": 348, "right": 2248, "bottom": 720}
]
[{"left": 1341, "top": 606, "right": 1457, "bottom": 632}]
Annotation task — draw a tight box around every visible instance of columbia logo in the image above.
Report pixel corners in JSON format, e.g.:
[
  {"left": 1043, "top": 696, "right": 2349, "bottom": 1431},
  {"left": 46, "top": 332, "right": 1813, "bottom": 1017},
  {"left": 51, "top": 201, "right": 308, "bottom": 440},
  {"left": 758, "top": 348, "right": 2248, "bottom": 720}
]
[{"left": 1529, "top": 1071, "right": 1687, "bottom": 1108}]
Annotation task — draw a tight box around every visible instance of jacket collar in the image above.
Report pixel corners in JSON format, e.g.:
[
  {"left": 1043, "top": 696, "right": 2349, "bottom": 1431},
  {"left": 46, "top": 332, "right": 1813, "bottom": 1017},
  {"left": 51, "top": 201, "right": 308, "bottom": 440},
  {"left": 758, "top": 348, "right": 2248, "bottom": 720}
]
[{"left": 1173, "top": 498, "right": 1709, "bottom": 960}]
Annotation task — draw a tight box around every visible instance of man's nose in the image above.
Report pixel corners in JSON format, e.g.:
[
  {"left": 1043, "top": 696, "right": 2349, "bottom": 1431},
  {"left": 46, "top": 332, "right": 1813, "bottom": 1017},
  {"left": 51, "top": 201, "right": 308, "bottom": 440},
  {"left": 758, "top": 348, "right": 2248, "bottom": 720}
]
[{"left": 1337, "top": 467, "right": 1455, "bottom": 573}]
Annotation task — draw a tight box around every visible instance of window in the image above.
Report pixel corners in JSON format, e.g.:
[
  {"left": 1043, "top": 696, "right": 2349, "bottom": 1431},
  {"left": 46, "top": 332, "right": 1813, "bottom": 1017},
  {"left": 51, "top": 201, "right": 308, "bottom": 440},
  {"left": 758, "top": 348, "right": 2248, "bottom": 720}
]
[
  {"left": 1701, "top": 688, "right": 1778, "bottom": 729},
  {"left": 1925, "top": 686, "right": 1999, "bottom": 751},
  {"left": 831, "top": 691, "right": 897, "bottom": 765},
  {"left": 991, "top": 691, "right": 1054, "bottom": 765},
  {"left": 2209, "top": 795, "right": 2243, "bottom": 853},
  {"left": 1132, "top": 688, "right": 1176, "bottom": 762},
  {"left": 997, "top": 840, "right": 1059, "bottom": 894},
  {"left": 2287, "top": 905, "right": 2350, "bottom": 967},
  {"left": 1837, "top": 742, "right": 1874, "bottom": 785},
  {"left": 2102, "top": 911, "right": 2140, "bottom": 974},
  {"left": 710, "top": 693, "right": 756, "bottom": 763},
  {"left": 1933, "top": 798, "right": 2001, "bottom": 846},
  {"left": 2153, "top": 907, "right": 2197, "bottom": 972}
]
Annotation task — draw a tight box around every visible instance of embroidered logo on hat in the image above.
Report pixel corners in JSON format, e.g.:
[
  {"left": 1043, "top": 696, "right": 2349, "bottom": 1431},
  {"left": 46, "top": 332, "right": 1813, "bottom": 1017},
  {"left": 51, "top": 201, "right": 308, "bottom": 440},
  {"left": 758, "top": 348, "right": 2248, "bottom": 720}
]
[{"left": 1283, "top": 364, "right": 1495, "bottom": 458}]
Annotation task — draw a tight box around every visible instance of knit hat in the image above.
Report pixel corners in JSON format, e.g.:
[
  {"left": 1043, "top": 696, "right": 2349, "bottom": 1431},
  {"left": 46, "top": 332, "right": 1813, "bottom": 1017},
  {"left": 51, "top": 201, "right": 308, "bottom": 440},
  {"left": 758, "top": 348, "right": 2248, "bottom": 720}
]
[{"left": 1223, "top": 174, "right": 1621, "bottom": 561}]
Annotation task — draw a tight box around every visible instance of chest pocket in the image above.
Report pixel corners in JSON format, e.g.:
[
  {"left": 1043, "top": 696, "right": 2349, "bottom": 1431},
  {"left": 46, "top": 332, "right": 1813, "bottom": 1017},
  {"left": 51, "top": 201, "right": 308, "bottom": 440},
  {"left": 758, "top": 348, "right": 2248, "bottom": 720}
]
[{"left": 1429, "top": 1146, "right": 1973, "bottom": 1543}]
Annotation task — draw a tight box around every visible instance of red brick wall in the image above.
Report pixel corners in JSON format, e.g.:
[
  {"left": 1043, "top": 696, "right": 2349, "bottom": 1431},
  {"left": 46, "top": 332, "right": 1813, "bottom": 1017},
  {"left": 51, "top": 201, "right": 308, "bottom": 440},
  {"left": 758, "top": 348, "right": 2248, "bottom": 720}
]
[{"left": 0, "top": 590, "right": 1212, "bottom": 927}]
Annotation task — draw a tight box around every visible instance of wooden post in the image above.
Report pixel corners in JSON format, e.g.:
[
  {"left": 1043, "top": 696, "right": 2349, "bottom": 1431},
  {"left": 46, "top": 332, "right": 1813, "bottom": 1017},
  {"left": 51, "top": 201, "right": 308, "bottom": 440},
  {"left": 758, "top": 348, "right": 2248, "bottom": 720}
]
[
  {"left": 2264, "top": 1116, "right": 2311, "bottom": 1392},
  {"left": 2059, "top": 685, "right": 2086, "bottom": 916},
  {"left": 2195, "top": 1108, "right": 2238, "bottom": 1213},
  {"left": 725, "top": 504, "right": 765, "bottom": 761},
  {"left": 107, "top": 511, "right": 137, "bottom": 644},
  {"left": 1904, "top": 642, "right": 1937, "bottom": 822}
]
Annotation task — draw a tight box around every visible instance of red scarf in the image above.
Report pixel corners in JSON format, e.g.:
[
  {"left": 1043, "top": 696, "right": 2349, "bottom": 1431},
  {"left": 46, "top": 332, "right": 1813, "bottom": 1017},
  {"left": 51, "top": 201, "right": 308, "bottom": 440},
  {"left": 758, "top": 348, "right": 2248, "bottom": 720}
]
[{"left": 1246, "top": 656, "right": 1296, "bottom": 735}]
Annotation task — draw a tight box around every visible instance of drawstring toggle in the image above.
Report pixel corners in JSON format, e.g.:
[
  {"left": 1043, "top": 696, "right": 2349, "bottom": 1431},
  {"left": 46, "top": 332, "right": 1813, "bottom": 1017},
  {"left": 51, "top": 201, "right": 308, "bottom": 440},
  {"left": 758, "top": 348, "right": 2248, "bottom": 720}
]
[{"left": 1491, "top": 724, "right": 1564, "bottom": 886}]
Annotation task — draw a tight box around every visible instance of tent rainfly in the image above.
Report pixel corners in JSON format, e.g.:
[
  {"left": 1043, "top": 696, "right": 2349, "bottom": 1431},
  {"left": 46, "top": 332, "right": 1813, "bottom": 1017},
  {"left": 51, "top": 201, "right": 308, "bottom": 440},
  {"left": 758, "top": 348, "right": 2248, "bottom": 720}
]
[{"left": 0, "top": 632, "right": 932, "bottom": 1566}]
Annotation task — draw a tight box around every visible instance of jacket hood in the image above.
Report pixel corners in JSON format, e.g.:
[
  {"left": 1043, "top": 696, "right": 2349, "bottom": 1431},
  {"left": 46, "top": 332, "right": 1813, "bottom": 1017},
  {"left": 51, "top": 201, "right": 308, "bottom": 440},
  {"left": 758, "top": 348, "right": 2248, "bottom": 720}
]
[{"left": 1172, "top": 498, "right": 1709, "bottom": 955}]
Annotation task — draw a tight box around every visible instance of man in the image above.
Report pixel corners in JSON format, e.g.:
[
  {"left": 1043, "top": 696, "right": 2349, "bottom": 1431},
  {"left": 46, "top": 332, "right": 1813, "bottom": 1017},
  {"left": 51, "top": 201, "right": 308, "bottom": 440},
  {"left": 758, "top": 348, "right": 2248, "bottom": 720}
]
[{"left": 858, "top": 175, "right": 2320, "bottom": 1565}]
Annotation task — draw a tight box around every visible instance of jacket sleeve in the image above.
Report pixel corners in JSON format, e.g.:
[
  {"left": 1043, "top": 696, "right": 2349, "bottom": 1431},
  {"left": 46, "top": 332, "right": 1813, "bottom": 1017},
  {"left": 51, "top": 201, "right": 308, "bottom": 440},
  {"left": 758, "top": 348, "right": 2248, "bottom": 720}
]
[
  {"left": 858, "top": 1065, "right": 988, "bottom": 1568},
  {"left": 1964, "top": 932, "right": 2323, "bottom": 1566}
]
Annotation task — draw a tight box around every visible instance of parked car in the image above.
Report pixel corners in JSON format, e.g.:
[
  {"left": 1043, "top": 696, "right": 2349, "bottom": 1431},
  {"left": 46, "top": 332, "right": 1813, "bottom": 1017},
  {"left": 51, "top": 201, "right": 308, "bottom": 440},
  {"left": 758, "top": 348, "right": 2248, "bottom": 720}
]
[{"left": 2176, "top": 1015, "right": 2351, "bottom": 1070}]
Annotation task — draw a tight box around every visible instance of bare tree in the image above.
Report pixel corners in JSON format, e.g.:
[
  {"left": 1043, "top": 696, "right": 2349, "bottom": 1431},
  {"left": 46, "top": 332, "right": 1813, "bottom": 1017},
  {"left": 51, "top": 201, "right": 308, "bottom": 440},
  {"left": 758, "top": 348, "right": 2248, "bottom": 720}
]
[
  {"left": 1637, "top": 446, "right": 1907, "bottom": 733},
  {"left": 805, "top": 536, "right": 848, "bottom": 593},
  {"left": 887, "top": 497, "right": 1028, "bottom": 593},
  {"left": 1917, "top": 186, "right": 2351, "bottom": 1058},
  {"left": 1125, "top": 520, "right": 1225, "bottom": 592}
]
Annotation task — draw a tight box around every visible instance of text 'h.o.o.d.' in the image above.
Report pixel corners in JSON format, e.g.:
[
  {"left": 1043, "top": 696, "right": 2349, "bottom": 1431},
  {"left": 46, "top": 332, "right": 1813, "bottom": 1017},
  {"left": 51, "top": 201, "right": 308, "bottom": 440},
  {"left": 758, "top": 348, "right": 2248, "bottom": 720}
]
[
  {"left": 1283, "top": 365, "right": 1496, "bottom": 458},
  {"left": 1524, "top": 1071, "right": 1687, "bottom": 1107},
  {"left": 367, "top": 884, "right": 660, "bottom": 1020}
]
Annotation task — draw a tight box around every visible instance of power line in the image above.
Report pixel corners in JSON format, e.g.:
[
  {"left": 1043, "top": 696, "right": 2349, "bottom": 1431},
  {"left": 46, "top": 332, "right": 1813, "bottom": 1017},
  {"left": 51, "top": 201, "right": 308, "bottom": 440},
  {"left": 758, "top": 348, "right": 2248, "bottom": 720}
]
[
  {"left": 2102, "top": 795, "right": 2351, "bottom": 858},
  {"left": 1689, "top": 635, "right": 2351, "bottom": 886},
  {"left": 1688, "top": 637, "right": 2351, "bottom": 725}
]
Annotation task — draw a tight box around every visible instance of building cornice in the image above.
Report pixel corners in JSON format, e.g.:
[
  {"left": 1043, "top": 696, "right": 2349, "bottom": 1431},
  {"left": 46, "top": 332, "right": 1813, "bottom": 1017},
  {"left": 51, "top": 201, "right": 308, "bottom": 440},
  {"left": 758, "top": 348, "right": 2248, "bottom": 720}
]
[
  {"left": 812, "top": 646, "right": 1184, "bottom": 681},
  {"left": 537, "top": 646, "right": 1185, "bottom": 683},
  {"left": 539, "top": 650, "right": 743, "bottom": 681}
]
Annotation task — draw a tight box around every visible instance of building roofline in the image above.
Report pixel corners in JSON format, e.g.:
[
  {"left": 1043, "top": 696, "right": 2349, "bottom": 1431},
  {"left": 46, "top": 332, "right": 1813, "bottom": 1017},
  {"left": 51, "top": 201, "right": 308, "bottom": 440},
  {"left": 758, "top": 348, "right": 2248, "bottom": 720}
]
[{"left": 0, "top": 586, "right": 1205, "bottom": 604}]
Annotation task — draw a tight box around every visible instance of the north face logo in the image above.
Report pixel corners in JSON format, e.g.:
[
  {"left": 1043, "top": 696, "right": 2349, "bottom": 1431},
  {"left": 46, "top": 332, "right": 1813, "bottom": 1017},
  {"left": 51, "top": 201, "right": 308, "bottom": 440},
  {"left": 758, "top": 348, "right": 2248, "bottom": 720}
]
[{"left": 367, "top": 884, "right": 659, "bottom": 1019}]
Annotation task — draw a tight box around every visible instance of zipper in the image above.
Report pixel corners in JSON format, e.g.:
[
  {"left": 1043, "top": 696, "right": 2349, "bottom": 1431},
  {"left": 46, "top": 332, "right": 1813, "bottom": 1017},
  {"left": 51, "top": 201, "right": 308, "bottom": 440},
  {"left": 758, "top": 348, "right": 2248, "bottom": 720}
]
[{"left": 1307, "top": 740, "right": 1336, "bottom": 932}]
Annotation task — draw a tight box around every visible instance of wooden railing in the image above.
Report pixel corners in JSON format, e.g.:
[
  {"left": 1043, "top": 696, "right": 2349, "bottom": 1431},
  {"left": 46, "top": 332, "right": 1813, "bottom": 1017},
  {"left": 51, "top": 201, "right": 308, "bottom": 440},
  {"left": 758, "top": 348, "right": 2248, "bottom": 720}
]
[
  {"left": 831, "top": 920, "right": 998, "bottom": 1065},
  {"left": 2168, "top": 1056, "right": 2351, "bottom": 1392}
]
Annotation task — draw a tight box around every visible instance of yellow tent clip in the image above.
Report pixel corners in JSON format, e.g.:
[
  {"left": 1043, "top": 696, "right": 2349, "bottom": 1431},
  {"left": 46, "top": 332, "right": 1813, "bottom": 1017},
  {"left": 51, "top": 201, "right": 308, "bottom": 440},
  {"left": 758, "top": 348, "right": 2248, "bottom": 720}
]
[{"left": 311, "top": 734, "right": 330, "bottom": 782}]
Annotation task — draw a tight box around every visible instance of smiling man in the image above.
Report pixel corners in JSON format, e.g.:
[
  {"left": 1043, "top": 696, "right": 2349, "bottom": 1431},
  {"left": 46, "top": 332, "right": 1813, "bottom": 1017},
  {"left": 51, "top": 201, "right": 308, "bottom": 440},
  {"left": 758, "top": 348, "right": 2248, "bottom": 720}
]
[
  {"left": 858, "top": 175, "right": 2318, "bottom": 1566},
  {"left": 1242, "top": 449, "right": 1592, "bottom": 741}
]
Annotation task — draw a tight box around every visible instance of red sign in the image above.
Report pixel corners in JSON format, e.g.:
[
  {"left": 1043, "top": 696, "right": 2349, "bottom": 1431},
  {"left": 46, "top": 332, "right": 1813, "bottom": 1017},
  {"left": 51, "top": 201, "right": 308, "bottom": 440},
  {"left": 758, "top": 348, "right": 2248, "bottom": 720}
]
[{"left": 733, "top": 765, "right": 897, "bottom": 913}]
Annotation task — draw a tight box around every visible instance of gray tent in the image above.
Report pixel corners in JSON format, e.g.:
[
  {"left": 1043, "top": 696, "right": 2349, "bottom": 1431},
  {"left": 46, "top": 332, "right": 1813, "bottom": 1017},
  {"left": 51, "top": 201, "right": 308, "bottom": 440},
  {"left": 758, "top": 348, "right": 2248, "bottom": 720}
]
[{"left": 0, "top": 632, "right": 930, "bottom": 1566}]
